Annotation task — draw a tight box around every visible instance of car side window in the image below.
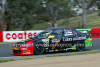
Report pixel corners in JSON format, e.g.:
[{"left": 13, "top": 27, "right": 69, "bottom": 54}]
[
  {"left": 51, "top": 30, "right": 63, "bottom": 38},
  {"left": 53, "top": 30, "right": 62, "bottom": 35},
  {"left": 72, "top": 30, "right": 78, "bottom": 36},
  {"left": 63, "top": 29, "right": 73, "bottom": 36}
]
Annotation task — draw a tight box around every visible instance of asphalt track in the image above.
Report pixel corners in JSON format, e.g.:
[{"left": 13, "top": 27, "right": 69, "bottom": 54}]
[{"left": 0, "top": 39, "right": 100, "bottom": 59}]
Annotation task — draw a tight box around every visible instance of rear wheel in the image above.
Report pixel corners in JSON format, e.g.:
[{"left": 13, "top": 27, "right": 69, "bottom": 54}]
[
  {"left": 76, "top": 41, "right": 85, "bottom": 51},
  {"left": 34, "top": 44, "right": 44, "bottom": 55}
]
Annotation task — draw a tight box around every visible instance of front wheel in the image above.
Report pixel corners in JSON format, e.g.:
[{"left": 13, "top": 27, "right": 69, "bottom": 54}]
[{"left": 34, "top": 44, "right": 44, "bottom": 55}]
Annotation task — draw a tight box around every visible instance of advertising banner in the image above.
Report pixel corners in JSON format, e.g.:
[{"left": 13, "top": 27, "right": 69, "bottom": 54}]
[
  {"left": 89, "top": 28, "right": 100, "bottom": 38},
  {"left": 0, "top": 31, "right": 3, "bottom": 42},
  {"left": 2, "top": 30, "right": 43, "bottom": 42}
]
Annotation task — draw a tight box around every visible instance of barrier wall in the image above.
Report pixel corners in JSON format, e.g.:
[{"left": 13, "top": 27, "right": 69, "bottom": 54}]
[
  {"left": 0, "top": 28, "right": 100, "bottom": 42},
  {"left": 89, "top": 28, "right": 100, "bottom": 38},
  {"left": 0, "top": 31, "right": 3, "bottom": 42},
  {"left": 0, "top": 30, "right": 43, "bottom": 42}
]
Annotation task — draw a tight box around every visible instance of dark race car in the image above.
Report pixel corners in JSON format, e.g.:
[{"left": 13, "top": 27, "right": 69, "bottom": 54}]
[{"left": 12, "top": 28, "right": 92, "bottom": 55}]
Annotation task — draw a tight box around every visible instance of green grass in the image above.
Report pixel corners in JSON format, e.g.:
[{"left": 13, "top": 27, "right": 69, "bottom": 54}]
[
  {"left": 32, "top": 12, "right": 100, "bottom": 30},
  {"left": 0, "top": 59, "right": 15, "bottom": 63}
]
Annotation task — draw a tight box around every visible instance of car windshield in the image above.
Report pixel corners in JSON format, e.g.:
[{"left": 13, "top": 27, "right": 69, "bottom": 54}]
[
  {"left": 34, "top": 30, "right": 52, "bottom": 39},
  {"left": 36, "top": 32, "right": 50, "bottom": 38}
]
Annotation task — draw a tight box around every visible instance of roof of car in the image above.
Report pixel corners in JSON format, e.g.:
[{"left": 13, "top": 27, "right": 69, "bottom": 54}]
[
  {"left": 50, "top": 28, "right": 81, "bottom": 34},
  {"left": 50, "top": 28, "right": 73, "bottom": 30}
]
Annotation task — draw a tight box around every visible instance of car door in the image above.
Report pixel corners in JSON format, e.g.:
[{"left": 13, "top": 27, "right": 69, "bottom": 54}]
[
  {"left": 62, "top": 29, "right": 76, "bottom": 48},
  {"left": 49, "top": 29, "right": 63, "bottom": 48},
  {"left": 63, "top": 29, "right": 73, "bottom": 42}
]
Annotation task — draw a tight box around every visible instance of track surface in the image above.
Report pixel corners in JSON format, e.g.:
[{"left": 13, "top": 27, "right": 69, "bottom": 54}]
[
  {"left": 1, "top": 53, "right": 100, "bottom": 67},
  {"left": 0, "top": 39, "right": 100, "bottom": 59}
]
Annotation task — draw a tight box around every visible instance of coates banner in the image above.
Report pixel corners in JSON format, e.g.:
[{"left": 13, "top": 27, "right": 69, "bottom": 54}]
[
  {"left": 2, "top": 30, "right": 43, "bottom": 42},
  {"left": 89, "top": 28, "right": 100, "bottom": 38}
]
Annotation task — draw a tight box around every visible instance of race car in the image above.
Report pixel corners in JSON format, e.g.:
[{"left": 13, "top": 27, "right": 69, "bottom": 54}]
[{"left": 12, "top": 28, "right": 92, "bottom": 55}]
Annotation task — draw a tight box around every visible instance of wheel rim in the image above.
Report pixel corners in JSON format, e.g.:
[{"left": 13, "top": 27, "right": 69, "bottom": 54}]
[{"left": 34, "top": 45, "right": 44, "bottom": 54}]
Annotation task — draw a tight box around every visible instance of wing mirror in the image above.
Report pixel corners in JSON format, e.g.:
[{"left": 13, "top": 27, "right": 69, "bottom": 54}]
[{"left": 48, "top": 35, "right": 55, "bottom": 39}]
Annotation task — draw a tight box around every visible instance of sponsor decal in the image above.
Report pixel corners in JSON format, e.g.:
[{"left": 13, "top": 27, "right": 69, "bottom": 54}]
[
  {"left": 42, "top": 39, "right": 49, "bottom": 47},
  {"left": 81, "top": 30, "right": 87, "bottom": 33},
  {"left": 63, "top": 36, "right": 86, "bottom": 41},
  {"left": 21, "top": 48, "right": 28, "bottom": 50},
  {"left": 52, "top": 39, "right": 61, "bottom": 49},
  {"left": 63, "top": 37, "right": 72, "bottom": 41},
  {"left": 49, "top": 50, "right": 54, "bottom": 52},
  {"left": 51, "top": 39, "right": 60, "bottom": 43},
  {"left": 42, "top": 39, "right": 49, "bottom": 42},
  {"left": 73, "top": 36, "right": 86, "bottom": 40}
]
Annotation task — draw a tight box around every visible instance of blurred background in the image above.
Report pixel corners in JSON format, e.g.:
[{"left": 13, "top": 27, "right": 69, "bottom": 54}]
[{"left": 0, "top": 0, "right": 100, "bottom": 31}]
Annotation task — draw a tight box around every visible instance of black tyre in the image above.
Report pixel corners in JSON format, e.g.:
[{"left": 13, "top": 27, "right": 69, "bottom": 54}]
[
  {"left": 76, "top": 41, "right": 85, "bottom": 51},
  {"left": 76, "top": 45, "right": 80, "bottom": 51},
  {"left": 34, "top": 44, "right": 44, "bottom": 55}
]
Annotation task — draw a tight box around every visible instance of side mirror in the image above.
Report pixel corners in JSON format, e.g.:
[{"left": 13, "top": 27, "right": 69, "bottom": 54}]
[{"left": 48, "top": 35, "right": 55, "bottom": 39}]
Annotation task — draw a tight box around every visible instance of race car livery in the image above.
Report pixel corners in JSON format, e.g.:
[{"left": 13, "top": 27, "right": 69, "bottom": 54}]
[{"left": 12, "top": 28, "right": 92, "bottom": 55}]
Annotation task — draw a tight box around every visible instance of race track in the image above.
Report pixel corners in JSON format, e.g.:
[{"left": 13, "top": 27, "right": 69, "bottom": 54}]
[{"left": 0, "top": 39, "right": 100, "bottom": 59}]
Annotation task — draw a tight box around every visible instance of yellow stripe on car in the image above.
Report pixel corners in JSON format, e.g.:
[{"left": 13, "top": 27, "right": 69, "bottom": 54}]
[
  {"left": 55, "top": 49, "right": 58, "bottom": 52},
  {"left": 13, "top": 48, "right": 19, "bottom": 50}
]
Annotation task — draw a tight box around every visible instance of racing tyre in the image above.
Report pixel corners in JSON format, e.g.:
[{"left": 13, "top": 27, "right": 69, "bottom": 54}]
[
  {"left": 76, "top": 41, "right": 85, "bottom": 51},
  {"left": 34, "top": 44, "right": 44, "bottom": 55},
  {"left": 76, "top": 45, "right": 80, "bottom": 51}
]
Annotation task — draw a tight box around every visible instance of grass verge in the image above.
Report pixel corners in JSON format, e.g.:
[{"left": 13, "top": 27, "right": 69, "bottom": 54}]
[{"left": 0, "top": 59, "right": 15, "bottom": 63}]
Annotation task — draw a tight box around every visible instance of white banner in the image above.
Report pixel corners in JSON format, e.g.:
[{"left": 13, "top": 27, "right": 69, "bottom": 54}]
[{"left": 3, "top": 30, "right": 43, "bottom": 42}]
